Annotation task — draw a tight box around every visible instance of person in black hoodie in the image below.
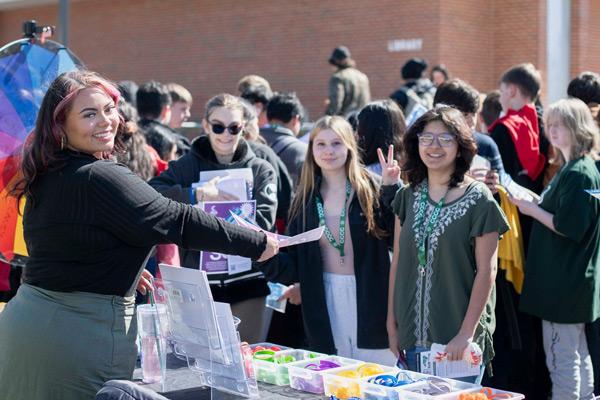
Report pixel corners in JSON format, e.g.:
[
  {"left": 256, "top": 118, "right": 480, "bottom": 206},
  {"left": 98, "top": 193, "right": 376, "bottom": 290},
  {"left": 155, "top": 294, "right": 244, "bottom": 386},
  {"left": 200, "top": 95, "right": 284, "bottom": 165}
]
[
  {"left": 262, "top": 116, "right": 398, "bottom": 364},
  {"left": 149, "top": 93, "right": 278, "bottom": 343}
]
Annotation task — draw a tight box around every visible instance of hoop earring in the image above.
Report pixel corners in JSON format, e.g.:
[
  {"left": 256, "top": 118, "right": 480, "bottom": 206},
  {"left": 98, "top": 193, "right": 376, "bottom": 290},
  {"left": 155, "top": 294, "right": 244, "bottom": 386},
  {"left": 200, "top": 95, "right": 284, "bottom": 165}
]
[{"left": 60, "top": 135, "right": 66, "bottom": 150}]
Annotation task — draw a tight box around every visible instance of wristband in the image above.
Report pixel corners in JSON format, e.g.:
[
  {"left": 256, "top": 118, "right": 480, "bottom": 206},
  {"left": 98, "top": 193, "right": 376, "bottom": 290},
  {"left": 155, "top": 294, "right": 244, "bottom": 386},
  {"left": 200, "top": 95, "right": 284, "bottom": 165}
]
[
  {"left": 304, "top": 360, "right": 340, "bottom": 371},
  {"left": 291, "top": 376, "right": 324, "bottom": 393},
  {"left": 273, "top": 355, "right": 296, "bottom": 364},
  {"left": 356, "top": 363, "right": 384, "bottom": 377},
  {"left": 336, "top": 370, "right": 359, "bottom": 378},
  {"left": 368, "top": 372, "right": 414, "bottom": 387},
  {"left": 410, "top": 377, "right": 452, "bottom": 395},
  {"left": 253, "top": 349, "right": 276, "bottom": 362},
  {"left": 251, "top": 345, "right": 282, "bottom": 353}
]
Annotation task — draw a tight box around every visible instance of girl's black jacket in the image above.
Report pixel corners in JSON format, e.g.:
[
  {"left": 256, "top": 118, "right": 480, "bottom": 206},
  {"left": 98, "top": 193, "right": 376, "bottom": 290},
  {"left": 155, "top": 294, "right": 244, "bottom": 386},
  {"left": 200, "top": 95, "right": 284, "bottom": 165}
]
[{"left": 261, "top": 176, "right": 399, "bottom": 354}]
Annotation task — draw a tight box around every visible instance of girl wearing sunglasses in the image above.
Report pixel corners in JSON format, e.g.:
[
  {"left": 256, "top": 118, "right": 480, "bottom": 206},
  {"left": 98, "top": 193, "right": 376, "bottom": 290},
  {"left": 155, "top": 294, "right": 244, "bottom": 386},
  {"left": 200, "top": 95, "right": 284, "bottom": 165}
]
[
  {"left": 262, "top": 116, "right": 397, "bottom": 364},
  {"left": 149, "top": 93, "right": 278, "bottom": 343},
  {"left": 386, "top": 105, "right": 508, "bottom": 383}
]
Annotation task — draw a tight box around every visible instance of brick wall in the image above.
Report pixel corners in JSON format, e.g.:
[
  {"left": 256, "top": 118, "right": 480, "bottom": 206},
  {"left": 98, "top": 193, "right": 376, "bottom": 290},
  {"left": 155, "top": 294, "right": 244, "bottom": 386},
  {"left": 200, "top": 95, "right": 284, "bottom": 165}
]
[
  {"left": 571, "top": 0, "right": 600, "bottom": 79},
  {"left": 439, "top": 0, "right": 495, "bottom": 94},
  {"left": 0, "top": 0, "right": 597, "bottom": 120},
  {"left": 490, "top": 0, "right": 547, "bottom": 100}
]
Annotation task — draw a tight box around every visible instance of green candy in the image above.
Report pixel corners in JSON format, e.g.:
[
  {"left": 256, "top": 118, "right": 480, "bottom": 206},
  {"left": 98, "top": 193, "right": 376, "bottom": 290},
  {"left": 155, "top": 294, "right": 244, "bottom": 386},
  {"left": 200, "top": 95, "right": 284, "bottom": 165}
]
[{"left": 274, "top": 355, "right": 296, "bottom": 364}]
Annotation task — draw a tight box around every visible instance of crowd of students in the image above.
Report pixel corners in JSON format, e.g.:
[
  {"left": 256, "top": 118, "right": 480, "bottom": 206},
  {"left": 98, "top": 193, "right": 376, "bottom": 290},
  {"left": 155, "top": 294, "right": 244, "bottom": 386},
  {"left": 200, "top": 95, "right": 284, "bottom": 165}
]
[{"left": 0, "top": 47, "right": 599, "bottom": 400}]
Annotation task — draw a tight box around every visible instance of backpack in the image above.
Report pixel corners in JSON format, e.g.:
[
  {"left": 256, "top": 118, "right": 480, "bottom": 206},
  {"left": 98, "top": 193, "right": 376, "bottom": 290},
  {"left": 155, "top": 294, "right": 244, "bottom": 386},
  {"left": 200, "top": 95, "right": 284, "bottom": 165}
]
[{"left": 407, "top": 79, "right": 435, "bottom": 110}]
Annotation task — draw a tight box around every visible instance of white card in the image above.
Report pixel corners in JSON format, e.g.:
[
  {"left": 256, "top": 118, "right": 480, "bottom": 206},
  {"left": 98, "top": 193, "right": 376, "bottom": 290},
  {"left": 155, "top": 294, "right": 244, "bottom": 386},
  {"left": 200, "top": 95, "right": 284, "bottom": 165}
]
[
  {"left": 428, "top": 342, "right": 483, "bottom": 379},
  {"left": 229, "top": 212, "right": 324, "bottom": 248},
  {"left": 193, "top": 177, "right": 248, "bottom": 201},
  {"left": 500, "top": 172, "right": 535, "bottom": 202}
]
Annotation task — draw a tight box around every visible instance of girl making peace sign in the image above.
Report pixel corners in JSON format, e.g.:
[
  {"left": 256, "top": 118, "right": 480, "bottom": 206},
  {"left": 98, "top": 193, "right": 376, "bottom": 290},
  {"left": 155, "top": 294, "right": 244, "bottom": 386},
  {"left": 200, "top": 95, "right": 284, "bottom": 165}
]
[
  {"left": 264, "top": 116, "right": 398, "bottom": 364},
  {"left": 385, "top": 105, "right": 509, "bottom": 383}
]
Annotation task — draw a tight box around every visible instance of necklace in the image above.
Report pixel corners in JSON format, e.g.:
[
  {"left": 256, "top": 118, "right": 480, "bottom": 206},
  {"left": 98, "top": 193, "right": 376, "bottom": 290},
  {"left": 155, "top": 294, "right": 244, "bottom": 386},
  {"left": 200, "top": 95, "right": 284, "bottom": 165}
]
[
  {"left": 315, "top": 179, "right": 352, "bottom": 264},
  {"left": 414, "top": 181, "right": 449, "bottom": 275}
]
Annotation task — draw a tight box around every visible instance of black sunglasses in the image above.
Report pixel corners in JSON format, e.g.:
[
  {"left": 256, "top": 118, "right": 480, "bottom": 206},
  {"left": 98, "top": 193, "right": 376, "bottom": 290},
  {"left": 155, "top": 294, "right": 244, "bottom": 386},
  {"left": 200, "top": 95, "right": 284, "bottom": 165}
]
[{"left": 209, "top": 122, "right": 244, "bottom": 135}]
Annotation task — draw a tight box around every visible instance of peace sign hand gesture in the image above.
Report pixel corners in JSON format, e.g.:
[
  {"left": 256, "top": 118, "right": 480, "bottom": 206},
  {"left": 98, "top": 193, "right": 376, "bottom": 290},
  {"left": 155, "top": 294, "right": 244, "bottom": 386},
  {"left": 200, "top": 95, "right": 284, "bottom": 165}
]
[{"left": 377, "top": 145, "right": 401, "bottom": 186}]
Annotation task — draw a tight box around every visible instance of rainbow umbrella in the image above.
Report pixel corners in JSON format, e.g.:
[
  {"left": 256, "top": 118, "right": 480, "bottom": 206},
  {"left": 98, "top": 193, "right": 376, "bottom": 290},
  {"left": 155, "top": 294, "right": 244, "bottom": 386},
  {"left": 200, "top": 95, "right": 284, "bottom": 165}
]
[{"left": 0, "top": 36, "right": 83, "bottom": 265}]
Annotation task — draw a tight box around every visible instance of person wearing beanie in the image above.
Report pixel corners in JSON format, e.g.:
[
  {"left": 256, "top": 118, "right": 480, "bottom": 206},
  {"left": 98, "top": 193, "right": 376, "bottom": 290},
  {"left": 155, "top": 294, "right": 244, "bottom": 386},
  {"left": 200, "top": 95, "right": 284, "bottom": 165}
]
[
  {"left": 401, "top": 58, "right": 428, "bottom": 81},
  {"left": 389, "top": 58, "right": 436, "bottom": 125},
  {"left": 325, "top": 46, "right": 371, "bottom": 117}
]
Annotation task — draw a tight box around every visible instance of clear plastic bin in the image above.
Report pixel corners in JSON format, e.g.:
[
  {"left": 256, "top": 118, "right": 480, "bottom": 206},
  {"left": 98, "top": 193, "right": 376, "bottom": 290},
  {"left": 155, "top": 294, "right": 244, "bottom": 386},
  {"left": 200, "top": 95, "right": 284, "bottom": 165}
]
[
  {"left": 253, "top": 349, "right": 325, "bottom": 386},
  {"left": 323, "top": 363, "right": 397, "bottom": 399},
  {"left": 395, "top": 377, "right": 480, "bottom": 399},
  {"left": 361, "top": 370, "right": 433, "bottom": 400},
  {"left": 287, "top": 355, "right": 359, "bottom": 394}
]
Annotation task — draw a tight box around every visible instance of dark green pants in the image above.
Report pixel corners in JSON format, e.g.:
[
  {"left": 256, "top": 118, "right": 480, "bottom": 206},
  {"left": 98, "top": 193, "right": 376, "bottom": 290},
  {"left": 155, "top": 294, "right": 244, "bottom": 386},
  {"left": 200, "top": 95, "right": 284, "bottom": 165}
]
[{"left": 0, "top": 284, "right": 137, "bottom": 400}]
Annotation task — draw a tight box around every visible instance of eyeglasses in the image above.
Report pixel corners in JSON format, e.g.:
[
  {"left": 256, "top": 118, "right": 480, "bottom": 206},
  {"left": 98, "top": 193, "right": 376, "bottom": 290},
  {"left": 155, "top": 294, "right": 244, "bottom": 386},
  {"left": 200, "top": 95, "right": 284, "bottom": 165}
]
[
  {"left": 209, "top": 122, "right": 244, "bottom": 135},
  {"left": 417, "top": 132, "right": 456, "bottom": 147}
]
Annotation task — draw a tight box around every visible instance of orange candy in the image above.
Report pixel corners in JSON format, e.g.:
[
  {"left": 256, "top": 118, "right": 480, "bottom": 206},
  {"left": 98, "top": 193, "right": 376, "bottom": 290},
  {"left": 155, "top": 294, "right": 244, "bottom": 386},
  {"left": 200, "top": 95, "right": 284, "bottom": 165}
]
[
  {"left": 458, "top": 388, "right": 514, "bottom": 400},
  {"left": 458, "top": 394, "right": 488, "bottom": 400}
]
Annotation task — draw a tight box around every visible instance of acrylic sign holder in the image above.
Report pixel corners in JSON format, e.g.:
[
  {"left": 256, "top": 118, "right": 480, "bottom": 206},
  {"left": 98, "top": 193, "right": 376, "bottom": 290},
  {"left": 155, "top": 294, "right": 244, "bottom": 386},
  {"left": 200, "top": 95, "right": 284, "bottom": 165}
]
[{"left": 158, "top": 264, "right": 259, "bottom": 399}]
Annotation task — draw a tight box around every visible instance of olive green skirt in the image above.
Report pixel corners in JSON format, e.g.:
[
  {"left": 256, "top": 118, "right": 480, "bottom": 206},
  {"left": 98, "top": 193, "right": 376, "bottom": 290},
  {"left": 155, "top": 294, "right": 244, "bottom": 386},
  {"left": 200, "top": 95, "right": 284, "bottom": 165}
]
[{"left": 0, "top": 283, "right": 137, "bottom": 400}]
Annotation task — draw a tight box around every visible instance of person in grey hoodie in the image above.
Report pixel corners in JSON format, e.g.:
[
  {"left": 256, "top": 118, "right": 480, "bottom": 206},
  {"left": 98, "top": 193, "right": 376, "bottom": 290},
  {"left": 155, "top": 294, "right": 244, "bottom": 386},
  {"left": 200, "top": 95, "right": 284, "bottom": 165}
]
[{"left": 260, "top": 92, "right": 307, "bottom": 187}]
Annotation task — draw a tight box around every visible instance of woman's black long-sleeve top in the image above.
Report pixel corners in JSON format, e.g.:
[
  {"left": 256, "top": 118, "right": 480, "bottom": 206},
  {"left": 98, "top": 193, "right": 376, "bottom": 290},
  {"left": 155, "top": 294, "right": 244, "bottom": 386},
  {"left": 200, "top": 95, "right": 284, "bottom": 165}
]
[
  {"left": 23, "top": 150, "right": 267, "bottom": 297},
  {"left": 261, "top": 176, "right": 398, "bottom": 354}
]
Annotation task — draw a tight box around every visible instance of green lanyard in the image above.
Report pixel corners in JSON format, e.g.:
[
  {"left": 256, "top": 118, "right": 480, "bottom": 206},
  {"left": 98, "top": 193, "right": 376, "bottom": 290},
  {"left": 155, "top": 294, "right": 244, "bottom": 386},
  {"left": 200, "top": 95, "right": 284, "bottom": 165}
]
[
  {"left": 414, "top": 182, "right": 447, "bottom": 275},
  {"left": 315, "top": 179, "right": 352, "bottom": 264}
]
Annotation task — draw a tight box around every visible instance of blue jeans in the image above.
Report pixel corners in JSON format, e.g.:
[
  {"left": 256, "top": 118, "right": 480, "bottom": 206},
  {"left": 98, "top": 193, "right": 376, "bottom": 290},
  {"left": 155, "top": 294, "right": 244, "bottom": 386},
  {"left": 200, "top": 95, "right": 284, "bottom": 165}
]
[{"left": 401, "top": 346, "right": 485, "bottom": 385}]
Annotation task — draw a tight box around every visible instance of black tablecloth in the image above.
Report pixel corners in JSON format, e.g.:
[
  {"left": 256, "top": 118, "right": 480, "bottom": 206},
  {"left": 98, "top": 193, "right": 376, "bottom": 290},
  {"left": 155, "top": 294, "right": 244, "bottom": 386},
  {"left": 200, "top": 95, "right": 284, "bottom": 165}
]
[{"left": 132, "top": 355, "right": 323, "bottom": 400}]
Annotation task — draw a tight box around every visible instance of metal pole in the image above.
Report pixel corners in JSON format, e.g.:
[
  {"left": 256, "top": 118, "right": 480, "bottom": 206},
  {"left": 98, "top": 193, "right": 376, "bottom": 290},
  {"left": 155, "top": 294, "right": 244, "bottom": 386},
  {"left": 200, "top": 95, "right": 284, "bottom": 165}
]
[
  {"left": 59, "top": 0, "right": 69, "bottom": 46},
  {"left": 546, "top": 0, "right": 571, "bottom": 103}
]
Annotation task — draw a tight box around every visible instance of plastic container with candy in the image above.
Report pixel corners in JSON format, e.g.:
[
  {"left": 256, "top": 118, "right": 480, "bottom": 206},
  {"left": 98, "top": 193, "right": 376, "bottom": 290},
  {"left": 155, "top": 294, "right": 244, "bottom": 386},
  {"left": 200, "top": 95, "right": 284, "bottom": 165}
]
[
  {"left": 393, "top": 377, "right": 480, "bottom": 399},
  {"left": 322, "top": 363, "right": 395, "bottom": 399},
  {"left": 361, "top": 370, "right": 432, "bottom": 400},
  {"left": 287, "top": 356, "right": 359, "bottom": 394},
  {"left": 253, "top": 349, "right": 325, "bottom": 386}
]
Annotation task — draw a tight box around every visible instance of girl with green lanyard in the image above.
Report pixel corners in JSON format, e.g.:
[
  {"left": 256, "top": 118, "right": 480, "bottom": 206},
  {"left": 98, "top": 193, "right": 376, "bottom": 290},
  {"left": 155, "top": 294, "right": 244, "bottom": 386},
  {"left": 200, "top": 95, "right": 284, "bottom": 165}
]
[
  {"left": 263, "top": 116, "right": 397, "bottom": 364},
  {"left": 385, "top": 105, "right": 509, "bottom": 383},
  {"left": 511, "top": 98, "right": 600, "bottom": 399}
]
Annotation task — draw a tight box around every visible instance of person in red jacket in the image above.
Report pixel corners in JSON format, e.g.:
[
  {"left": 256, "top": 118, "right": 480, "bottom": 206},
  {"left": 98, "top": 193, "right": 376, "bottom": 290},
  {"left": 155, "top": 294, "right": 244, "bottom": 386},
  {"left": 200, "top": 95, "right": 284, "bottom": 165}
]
[{"left": 488, "top": 62, "right": 551, "bottom": 399}]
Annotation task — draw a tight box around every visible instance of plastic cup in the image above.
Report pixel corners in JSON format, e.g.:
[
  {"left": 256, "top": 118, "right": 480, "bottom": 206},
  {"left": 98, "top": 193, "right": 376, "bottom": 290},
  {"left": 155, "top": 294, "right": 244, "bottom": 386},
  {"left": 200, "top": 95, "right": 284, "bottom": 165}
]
[{"left": 137, "top": 304, "right": 168, "bottom": 384}]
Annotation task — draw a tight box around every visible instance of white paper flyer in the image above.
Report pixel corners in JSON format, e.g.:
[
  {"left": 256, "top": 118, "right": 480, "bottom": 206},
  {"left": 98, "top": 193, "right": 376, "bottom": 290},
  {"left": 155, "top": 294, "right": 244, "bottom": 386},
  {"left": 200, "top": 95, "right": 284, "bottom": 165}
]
[{"left": 229, "top": 212, "right": 324, "bottom": 248}]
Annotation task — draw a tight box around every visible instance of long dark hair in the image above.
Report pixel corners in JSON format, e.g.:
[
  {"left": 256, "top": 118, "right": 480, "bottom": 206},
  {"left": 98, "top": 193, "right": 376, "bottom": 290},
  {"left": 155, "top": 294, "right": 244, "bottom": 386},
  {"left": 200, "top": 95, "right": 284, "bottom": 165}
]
[
  {"left": 10, "top": 70, "right": 125, "bottom": 205},
  {"left": 115, "top": 100, "right": 155, "bottom": 181},
  {"left": 356, "top": 99, "right": 406, "bottom": 165},
  {"left": 402, "top": 105, "right": 477, "bottom": 188}
]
